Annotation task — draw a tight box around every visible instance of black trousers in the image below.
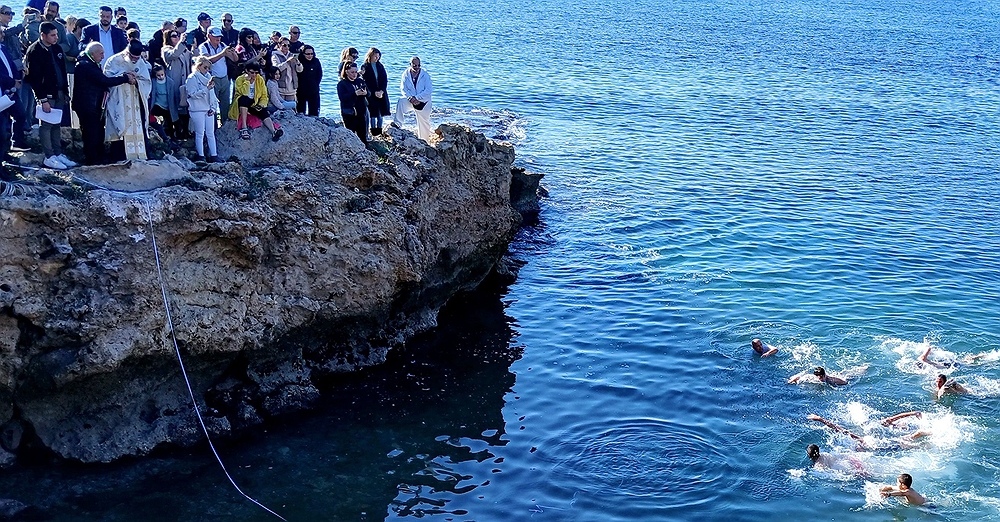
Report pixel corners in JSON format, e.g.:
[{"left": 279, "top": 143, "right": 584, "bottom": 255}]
[
  {"left": 342, "top": 112, "right": 367, "bottom": 145},
  {"left": 76, "top": 109, "right": 107, "bottom": 165},
  {"left": 236, "top": 96, "right": 270, "bottom": 121},
  {"left": 297, "top": 90, "right": 320, "bottom": 116}
]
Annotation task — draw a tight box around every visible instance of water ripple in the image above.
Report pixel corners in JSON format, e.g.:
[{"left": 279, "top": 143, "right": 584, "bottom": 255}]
[{"left": 540, "top": 418, "right": 730, "bottom": 509}]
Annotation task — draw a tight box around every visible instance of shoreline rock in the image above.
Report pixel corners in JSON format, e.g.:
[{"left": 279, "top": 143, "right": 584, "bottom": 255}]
[{"left": 0, "top": 117, "right": 541, "bottom": 463}]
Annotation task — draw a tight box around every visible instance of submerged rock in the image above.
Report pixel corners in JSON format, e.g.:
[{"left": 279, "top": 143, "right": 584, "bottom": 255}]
[{"left": 0, "top": 119, "right": 537, "bottom": 463}]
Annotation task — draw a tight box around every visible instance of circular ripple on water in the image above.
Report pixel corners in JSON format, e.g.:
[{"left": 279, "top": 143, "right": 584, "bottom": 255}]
[{"left": 545, "top": 419, "right": 729, "bottom": 508}]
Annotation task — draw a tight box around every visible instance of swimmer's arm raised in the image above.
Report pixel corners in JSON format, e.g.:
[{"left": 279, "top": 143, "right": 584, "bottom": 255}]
[
  {"left": 881, "top": 411, "right": 921, "bottom": 426},
  {"left": 807, "top": 414, "right": 864, "bottom": 443},
  {"left": 919, "top": 346, "right": 947, "bottom": 369}
]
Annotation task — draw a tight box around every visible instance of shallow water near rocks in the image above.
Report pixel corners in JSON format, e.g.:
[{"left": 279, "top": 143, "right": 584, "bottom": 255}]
[{"left": 7, "top": 0, "right": 1000, "bottom": 519}]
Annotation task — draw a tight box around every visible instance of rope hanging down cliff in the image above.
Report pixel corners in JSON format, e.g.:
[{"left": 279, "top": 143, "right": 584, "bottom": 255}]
[
  {"left": 53, "top": 169, "right": 287, "bottom": 519},
  {"left": 141, "top": 198, "right": 287, "bottom": 522}
]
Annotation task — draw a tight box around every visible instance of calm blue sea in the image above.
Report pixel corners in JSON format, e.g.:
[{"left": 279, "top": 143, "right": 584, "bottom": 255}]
[{"left": 5, "top": 0, "right": 1000, "bottom": 520}]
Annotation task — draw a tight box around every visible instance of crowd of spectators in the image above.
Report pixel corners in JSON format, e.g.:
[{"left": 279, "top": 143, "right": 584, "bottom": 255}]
[{"left": 0, "top": 2, "right": 433, "bottom": 179}]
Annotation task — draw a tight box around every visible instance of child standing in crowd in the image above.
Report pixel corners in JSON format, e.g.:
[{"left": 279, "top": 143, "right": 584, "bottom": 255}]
[{"left": 148, "top": 65, "right": 178, "bottom": 146}]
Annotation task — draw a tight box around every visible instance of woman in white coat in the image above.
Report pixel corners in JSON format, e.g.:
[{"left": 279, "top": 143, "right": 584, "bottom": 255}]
[{"left": 186, "top": 56, "right": 220, "bottom": 162}]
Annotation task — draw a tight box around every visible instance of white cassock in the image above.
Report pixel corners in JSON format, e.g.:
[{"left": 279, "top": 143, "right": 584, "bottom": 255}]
[
  {"left": 104, "top": 52, "right": 152, "bottom": 160},
  {"left": 392, "top": 68, "right": 433, "bottom": 141}
]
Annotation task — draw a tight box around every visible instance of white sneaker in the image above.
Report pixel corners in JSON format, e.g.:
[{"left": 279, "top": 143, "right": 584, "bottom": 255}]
[
  {"left": 43, "top": 156, "right": 67, "bottom": 170},
  {"left": 56, "top": 154, "right": 78, "bottom": 168}
]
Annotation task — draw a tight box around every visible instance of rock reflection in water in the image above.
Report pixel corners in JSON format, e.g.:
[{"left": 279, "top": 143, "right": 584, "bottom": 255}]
[{"left": 0, "top": 284, "right": 522, "bottom": 521}]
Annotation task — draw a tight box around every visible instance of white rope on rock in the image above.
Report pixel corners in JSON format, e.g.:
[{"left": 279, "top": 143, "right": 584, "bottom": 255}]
[
  {"left": 12, "top": 170, "right": 288, "bottom": 520},
  {"left": 142, "top": 198, "right": 287, "bottom": 522}
]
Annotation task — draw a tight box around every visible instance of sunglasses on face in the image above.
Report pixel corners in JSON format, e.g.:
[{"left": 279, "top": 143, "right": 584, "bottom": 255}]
[{"left": 0, "top": 11, "right": 12, "bottom": 15}]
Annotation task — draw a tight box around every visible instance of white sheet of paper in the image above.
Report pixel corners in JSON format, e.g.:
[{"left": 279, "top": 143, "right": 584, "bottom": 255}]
[{"left": 35, "top": 106, "right": 62, "bottom": 125}]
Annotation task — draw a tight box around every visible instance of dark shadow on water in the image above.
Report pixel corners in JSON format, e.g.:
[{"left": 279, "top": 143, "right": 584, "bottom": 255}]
[{"left": 0, "top": 285, "right": 523, "bottom": 521}]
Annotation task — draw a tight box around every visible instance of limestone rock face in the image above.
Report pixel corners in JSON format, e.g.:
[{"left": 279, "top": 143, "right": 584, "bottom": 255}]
[{"left": 0, "top": 119, "right": 523, "bottom": 462}]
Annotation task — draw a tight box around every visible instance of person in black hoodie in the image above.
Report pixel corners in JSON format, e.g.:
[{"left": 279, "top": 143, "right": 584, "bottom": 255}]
[
  {"left": 360, "top": 47, "right": 389, "bottom": 136},
  {"left": 296, "top": 44, "right": 321, "bottom": 116},
  {"left": 72, "top": 41, "right": 132, "bottom": 165}
]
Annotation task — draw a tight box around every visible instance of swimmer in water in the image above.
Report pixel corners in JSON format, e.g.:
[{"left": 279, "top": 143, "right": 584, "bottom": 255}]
[
  {"left": 807, "top": 414, "right": 931, "bottom": 450},
  {"left": 880, "top": 473, "right": 927, "bottom": 506},
  {"left": 936, "top": 374, "right": 968, "bottom": 399},
  {"left": 751, "top": 338, "right": 778, "bottom": 357},
  {"left": 788, "top": 366, "right": 848, "bottom": 386},
  {"left": 806, "top": 443, "right": 870, "bottom": 476},
  {"left": 920, "top": 345, "right": 989, "bottom": 368},
  {"left": 918, "top": 345, "right": 953, "bottom": 369}
]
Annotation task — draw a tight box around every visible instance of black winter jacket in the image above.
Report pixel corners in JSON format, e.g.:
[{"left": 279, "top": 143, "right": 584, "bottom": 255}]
[{"left": 71, "top": 52, "right": 129, "bottom": 114}]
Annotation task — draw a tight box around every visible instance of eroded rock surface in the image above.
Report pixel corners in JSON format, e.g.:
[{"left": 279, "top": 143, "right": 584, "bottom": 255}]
[{"left": 0, "top": 119, "right": 528, "bottom": 462}]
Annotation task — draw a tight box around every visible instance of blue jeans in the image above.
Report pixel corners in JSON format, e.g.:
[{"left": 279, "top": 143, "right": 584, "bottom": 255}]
[{"left": 17, "top": 80, "right": 34, "bottom": 134}]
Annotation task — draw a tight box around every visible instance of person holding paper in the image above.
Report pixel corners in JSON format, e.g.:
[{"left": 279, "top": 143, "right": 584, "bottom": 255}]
[
  {"left": 25, "top": 21, "right": 75, "bottom": 169},
  {"left": 0, "top": 40, "right": 18, "bottom": 179}
]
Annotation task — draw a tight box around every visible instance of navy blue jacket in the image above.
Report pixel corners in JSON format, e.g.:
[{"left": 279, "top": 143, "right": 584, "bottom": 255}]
[
  {"left": 82, "top": 24, "right": 128, "bottom": 55},
  {"left": 337, "top": 77, "right": 367, "bottom": 115},
  {"left": 0, "top": 44, "right": 21, "bottom": 92},
  {"left": 0, "top": 44, "right": 17, "bottom": 114}
]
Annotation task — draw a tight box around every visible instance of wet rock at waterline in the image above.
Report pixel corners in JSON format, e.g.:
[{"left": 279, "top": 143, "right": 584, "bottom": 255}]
[{"left": 0, "top": 119, "right": 540, "bottom": 463}]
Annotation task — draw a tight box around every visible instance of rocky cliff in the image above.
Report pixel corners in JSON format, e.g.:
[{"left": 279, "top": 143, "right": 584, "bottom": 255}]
[{"left": 0, "top": 115, "right": 533, "bottom": 464}]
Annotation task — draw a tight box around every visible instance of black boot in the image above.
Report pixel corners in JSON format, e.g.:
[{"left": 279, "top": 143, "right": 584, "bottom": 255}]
[{"left": 371, "top": 127, "right": 381, "bottom": 136}]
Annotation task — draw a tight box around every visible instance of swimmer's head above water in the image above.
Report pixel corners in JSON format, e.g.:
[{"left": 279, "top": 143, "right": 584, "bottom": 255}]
[
  {"left": 807, "top": 443, "right": 821, "bottom": 462},
  {"left": 751, "top": 338, "right": 763, "bottom": 353},
  {"left": 813, "top": 367, "right": 826, "bottom": 378}
]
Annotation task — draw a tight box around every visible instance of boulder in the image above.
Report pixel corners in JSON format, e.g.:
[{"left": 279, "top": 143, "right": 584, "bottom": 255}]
[{"left": 0, "top": 119, "right": 526, "bottom": 462}]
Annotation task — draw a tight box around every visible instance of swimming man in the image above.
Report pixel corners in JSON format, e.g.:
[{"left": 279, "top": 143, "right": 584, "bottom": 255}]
[
  {"left": 788, "top": 366, "right": 848, "bottom": 386},
  {"left": 751, "top": 338, "right": 778, "bottom": 357},
  {"left": 935, "top": 374, "right": 968, "bottom": 399},
  {"left": 807, "top": 413, "right": 930, "bottom": 450},
  {"left": 918, "top": 345, "right": 952, "bottom": 369},
  {"left": 806, "top": 443, "right": 870, "bottom": 476},
  {"left": 880, "top": 473, "right": 927, "bottom": 505}
]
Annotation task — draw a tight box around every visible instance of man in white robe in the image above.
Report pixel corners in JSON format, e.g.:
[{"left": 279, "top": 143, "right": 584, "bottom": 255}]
[
  {"left": 391, "top": 56, "right": 433, "bottom": 141},
  {"left": 103, "top": 41, "right": 151, "bottom": 161}
]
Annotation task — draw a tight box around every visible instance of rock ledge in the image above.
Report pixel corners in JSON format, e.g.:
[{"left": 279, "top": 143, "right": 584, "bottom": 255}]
[{"left": 0, "top": 116, "right": 534, "bottom": 463}]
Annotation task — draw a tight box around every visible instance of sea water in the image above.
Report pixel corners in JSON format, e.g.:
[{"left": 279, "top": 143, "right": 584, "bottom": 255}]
[{"left": 5, "top": 0, "right": 1000, "bottom": 519}]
